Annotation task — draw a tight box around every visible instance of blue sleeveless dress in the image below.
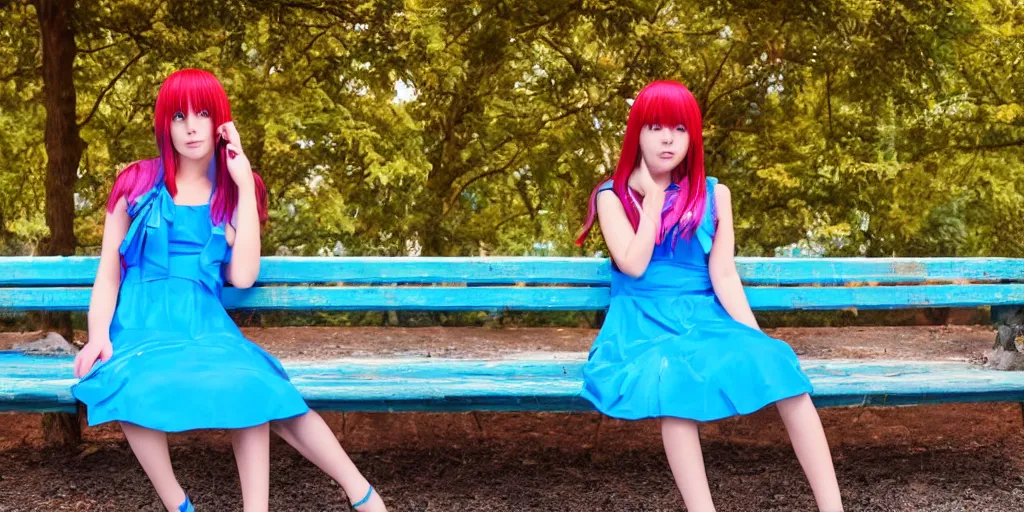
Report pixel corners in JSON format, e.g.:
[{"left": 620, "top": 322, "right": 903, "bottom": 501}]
[
  {"left": 581, "top": 178, "right": 812, "bottom": 421},
  {"left": 72, "top": 178, "right": 309, "bottom": 432}
]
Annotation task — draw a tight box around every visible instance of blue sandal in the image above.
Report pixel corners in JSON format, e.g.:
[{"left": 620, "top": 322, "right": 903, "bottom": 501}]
[
  {"left": 178, "top": 495, "right": 195, "bottom": 512},
  {"left": 350, "top": 484, "right": 374, "bottom": 510}
]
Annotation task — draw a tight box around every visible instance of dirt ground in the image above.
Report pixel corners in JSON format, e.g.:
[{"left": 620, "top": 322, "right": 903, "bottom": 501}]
[{"left": 1, "top": 325, "right": 1022, "bottom": 511}]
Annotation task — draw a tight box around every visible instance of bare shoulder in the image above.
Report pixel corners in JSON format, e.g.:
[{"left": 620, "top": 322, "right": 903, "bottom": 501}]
[
  {"left": 596, "top": 188, "right": 626, "bottom": 214},
  {"left": 714, "top": 183, "right": 731, "bottom": 213}
]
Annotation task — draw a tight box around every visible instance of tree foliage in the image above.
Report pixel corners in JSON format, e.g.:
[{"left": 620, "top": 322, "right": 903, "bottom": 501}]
[{"left": 1, "top": 0, "right": 1023, "bottom": 259}]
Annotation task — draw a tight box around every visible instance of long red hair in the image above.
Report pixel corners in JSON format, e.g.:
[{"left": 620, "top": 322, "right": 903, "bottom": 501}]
[
  {"left": 576, "top": 80, "right": 706, "bottom": 246},
  {"left": 108, "top": 69, "right": 268, "bottom": 226}
]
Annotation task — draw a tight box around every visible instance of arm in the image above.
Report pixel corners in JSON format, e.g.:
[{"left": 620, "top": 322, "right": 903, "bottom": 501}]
[
  {"left": 220, "top": 121, "right": 261, "bottom": 289},
  {"left": 707, "top": 184, "right": 760, "bottom": 330},
  {"left": 74, "top": 198, "right": 129, "bottom": 378},
  {"left": 224, "top": 172, "right": 260, "bottom": 289}
]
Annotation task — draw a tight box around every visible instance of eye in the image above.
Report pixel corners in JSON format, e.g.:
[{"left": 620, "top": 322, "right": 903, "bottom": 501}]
[
  {"left": 649, "top": 124, "right": 662, "bottom": 131},
  {"left": 197, "top": 109, "right": 210, "bottom": 118},
  {"left": 676, "top": 125, "right": 687, "bottom": 132},
  {"left": 172, "top": 111, "right": 185, "bottom": 121}
]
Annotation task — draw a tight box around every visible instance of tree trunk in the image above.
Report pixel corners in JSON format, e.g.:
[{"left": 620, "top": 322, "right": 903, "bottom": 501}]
[
  {"left": 37, "top": 0, "right": 82, "bottom": 258},
  {"left": 35, "top": 0, "right": 84, "bottom": 446}
]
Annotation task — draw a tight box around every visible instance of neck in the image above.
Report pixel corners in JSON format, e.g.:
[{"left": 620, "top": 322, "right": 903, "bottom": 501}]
[
  {"left": 651, "top": 172, "right": 672, "bottom": 190},
  {"left": 175, "top": 153, "right": 213, "bottom": 186}
]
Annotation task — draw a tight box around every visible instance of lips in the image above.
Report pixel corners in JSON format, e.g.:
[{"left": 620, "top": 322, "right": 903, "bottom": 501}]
[
  {"left": 659, "top": 152, "right": 675, "bottom": 158},
  {"left": 185, "top": 140, "right": 204, "bottom": 148}
]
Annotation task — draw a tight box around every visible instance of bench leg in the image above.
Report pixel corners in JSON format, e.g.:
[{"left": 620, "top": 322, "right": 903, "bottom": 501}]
[
  {"left": 41, "top": 403, "right": 81, "bottom": 446},
  {"left": 588, "top": 415, "right": 605, "bottom": 462},
  {"left": 992, "top": 306, "right": 1022, "bottom": 326}
]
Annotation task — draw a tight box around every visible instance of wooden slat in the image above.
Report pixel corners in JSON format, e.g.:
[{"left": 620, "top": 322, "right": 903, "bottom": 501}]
[
  {"left": 1, "top": 257, "right": 100, "bottom": 286},
  {"left": 3, "top": 256, "right": 1024, "bottom": 286},
  {"left": 743, "top": 284, "right": 1024, "bottom": 311},
  {"left": 4, "top": 284, "right": 1024, "bottom": 312},
  {"left": 3, "top": 354, "right": 1024, "bottom": 413},
  {"left": 738, "top": 257, "right": 1024, "bottom": 285},
  {"left": 258, "top": 257, "right": 610, "bottom": 285},
  {"left": 0, "top": 257, "right": 611, "bottom": 286},
  {"left": 0, "top": 287, "right": 611, "bottom": 311}
]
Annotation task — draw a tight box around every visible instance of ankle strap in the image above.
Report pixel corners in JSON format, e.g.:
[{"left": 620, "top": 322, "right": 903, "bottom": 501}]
[
  {"left": 179, "top": 495, "right": 194, "bottom": 512},
  {"left": 351, "top": 485, "right": 374, "bottom": 508}
]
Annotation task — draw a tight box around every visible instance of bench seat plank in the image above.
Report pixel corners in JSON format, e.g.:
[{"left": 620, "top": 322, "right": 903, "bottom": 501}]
[{"left": 3, "top": 353, "right": 1022, "bottom": 413}]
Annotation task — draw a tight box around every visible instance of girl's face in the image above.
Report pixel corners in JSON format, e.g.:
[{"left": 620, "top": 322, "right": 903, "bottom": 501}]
[
  {"left": 169, "top": 107, "right": 214, "bottom": 161},
  {"left": 638, "top": 123, "right": 689, "bottom": 175}
]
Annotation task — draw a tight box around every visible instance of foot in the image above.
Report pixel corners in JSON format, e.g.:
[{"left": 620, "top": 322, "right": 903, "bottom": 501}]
[{"left": 349, "top": 485, "right": 386, "bottom": 512}]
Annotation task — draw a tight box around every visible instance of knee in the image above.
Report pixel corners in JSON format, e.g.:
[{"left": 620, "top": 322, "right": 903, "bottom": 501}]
[
  {"left": 270, "top": 410, "right": 310, "bottom": 434},
  {"left": 661, "top": 416, "right": 699, "bottom": 435},
  {"left": 778, "top": 392, "right": 813, "bottom": 410}
]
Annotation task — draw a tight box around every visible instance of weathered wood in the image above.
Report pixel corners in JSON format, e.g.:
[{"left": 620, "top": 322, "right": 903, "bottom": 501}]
[
  {"left": 5, "top": 256, "right": 1024, "bottom": 416},
  {"left": 5, "top": 284, "right": 1024, "bottom": 312},
  {"left": 4, "top": 353, "right": 1023, "bottom": 413},
  {"left": 4, "top": 256, "right": 1024, "bottom": 286}
]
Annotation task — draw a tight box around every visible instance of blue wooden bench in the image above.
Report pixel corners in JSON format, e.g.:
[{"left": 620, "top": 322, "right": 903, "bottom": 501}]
[{"left": 2, "top": 256, "right": 1024, "bottom": 413}]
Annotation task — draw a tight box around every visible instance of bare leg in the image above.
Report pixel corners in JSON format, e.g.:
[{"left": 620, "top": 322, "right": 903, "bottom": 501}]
[
  {"left": 776, "top": 393, "right": 844, "bottom": 511},
  {"left": 120, "top": 422, "right": 188, "bottom": 512},
  {"left": 271, "top": 411, "right": 386, "bottom": 511},
  {"left": 661, "top": 417, "right": 716, "bottom": 512},
  {"left": 232, "top": 423, "right": 270, "bottom": 512}
]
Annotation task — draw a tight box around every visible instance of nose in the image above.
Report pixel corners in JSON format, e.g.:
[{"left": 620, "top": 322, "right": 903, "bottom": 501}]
[{"left": 661, "top": 129, "right": 674, "bottom": 145}]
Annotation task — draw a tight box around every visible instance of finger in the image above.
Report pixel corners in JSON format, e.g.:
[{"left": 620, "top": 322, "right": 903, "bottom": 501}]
[
  {"left": 226, "top": 123, "right": 241, "bottom": 146},
  {"left": 100, "top": 344, "right": 113, "bottom": 362},
  {"left": 217, "top": 123, "right": 234, "bottom": 146},
  {"left": 225, "top": 143, "right": 244, "bottom": 160},
  {"left": 218, "top": 121, "right": 232, "bottom": 136},
  {"left": 74, "top": 352, "right": 87, "bottom": 378}
]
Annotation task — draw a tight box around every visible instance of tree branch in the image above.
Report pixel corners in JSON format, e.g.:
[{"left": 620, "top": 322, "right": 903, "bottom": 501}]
[
  {"left": 513, "top": 2, "right": 582, "bottom": 37},
  {"left": 494, "top": 210, "right": 531, "bottom": 231},
  {"left": 700, "top": 42, "right": 735, "bottom": 109},
  {"left": 538, "top": 34, "right": 581, "bottom": 75},
  {"left": 78, "top": 49, "right": 145, "bottom": 128},
  {"left": 704, "top": 78, "right": 758, "bottom": 117},
  {"left": 952, "top": 140, "right": 1024, "bottom": 151},
  {"left": 300, "top": 28, "right": 331, "bottom": 56},
  {"left": 445, "top": 3, "right": 500, "bottom": 50},
  {"left": 447, "top": 145, "right": 527, "bottom": 207},
  {"left": 79, "top": 37, "right": 129, "bottom": 54},
  {"left": 0, "top": 65, "right": 42, "bottom": 81}
]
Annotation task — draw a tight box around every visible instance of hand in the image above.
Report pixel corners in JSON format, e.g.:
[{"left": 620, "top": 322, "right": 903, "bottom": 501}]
[
  {"left": 218, "top": 121, "right": 242, "bottom": 151},
  {"left": 74, "top": 338, "right": 113, "bottom": 378},
  {"left": 629, "top": 156, "right": 661, "bottom": 198},
  {"left": 218, "top": 122, "right": 255, "bottom": 190}
]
